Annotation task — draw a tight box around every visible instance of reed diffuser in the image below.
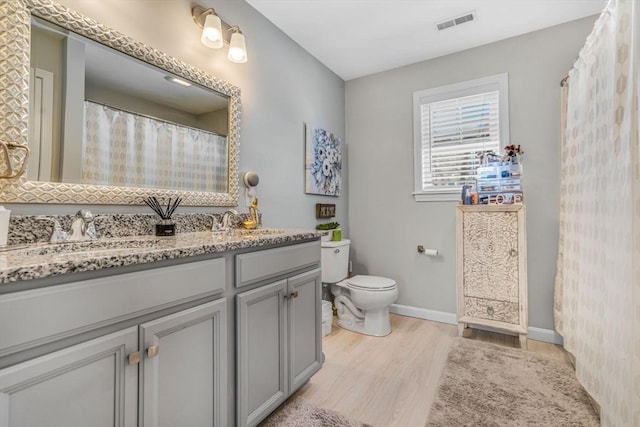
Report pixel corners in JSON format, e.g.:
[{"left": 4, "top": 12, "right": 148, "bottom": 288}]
[{"left": 144, "top": 196, "right": 181, "bottom": 236}]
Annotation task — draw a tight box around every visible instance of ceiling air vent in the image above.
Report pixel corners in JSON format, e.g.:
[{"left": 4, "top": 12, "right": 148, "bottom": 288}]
[{"left": 436, "top": 11, "right": 476, "bottom": 31}]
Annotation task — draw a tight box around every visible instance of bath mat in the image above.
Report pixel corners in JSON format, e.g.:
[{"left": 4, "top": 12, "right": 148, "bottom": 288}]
[
  {"left": 427, "top": 338, "right": 599, "bottom": 426},
  {"left": 259, "top": 396, "right": 372, "bottom": 427}
]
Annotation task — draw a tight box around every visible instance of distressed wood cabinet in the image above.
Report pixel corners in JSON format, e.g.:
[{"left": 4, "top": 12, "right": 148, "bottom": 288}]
[{"left": 456, "top": 205, "right": 528, "bottom": 348}]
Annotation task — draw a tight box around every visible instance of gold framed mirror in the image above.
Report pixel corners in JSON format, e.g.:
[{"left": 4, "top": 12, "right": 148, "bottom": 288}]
[{"left": 0, "top": 0, "right": 241, "bottom": 206}]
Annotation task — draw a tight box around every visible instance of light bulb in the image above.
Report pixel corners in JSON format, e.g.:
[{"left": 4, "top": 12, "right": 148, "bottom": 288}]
[
  {"left": 228, "top": 31, "right": 247, "bottom": 63},
  {"left": 201, "top": 14, "right": 223, "bottom": 48}
]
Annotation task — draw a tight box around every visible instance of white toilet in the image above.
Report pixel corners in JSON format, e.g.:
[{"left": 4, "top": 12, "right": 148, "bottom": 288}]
[{"left": 321, "top": 239, "right": 398, "bottom": 337}]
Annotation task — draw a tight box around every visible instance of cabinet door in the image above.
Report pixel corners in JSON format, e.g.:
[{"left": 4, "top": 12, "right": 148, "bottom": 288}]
[
  {"left": 288, "top": 268, "right": 322, "bottom": 392},
  {"left": 139, "top": 299, "right": 227, "bottom": 427},
  {"left": 236, "top": 280, "right": 287, "bottom": 427},
  {"left": 0, "top": 327, "right": 138, "bottom": 427},
  {"left": 462, "top": 210, "right": 519, "bottom": 302}
]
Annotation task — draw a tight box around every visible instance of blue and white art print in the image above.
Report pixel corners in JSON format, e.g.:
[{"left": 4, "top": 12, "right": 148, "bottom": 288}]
[{"left": 305, "top": 125, "right": 342, "bottom": 196}]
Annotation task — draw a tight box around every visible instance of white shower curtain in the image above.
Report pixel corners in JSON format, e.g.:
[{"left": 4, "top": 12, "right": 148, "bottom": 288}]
[
  {"left": 82, "top": 101, "right": 228, "bottom": 192},
  {"left": 554, "top": 0, "right": 639, "bottom": 425}
]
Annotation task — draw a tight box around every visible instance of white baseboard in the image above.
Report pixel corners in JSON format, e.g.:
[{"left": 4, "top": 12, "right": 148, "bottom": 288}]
[
  {"left": 528, "top": 326, "right": 564, "bottom": 345},
  {"left": 389, "top": 304, "right": 564, "bottom": 345},
  {"left": 389, "top": 304, "right": 457, "bottom": 325}
]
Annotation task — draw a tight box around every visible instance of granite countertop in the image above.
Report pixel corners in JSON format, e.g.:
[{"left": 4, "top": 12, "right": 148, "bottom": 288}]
[{"left": 0, "top": 229, "right": 320, "bottom": 284}]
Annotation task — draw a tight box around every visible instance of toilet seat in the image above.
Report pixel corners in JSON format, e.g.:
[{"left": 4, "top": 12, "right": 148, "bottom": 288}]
[{"left": 344, "top": 275, "right": 396, "bottom": 291}]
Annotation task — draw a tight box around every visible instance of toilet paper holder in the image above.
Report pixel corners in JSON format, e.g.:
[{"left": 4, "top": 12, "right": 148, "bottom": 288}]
[{"left": 417, "top": 245, "right": 439, "bottom": 256}]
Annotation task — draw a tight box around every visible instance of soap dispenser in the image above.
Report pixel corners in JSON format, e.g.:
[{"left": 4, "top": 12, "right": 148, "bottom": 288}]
[{"left": 0, "top": 206, "right": 10, "bottom": 246}]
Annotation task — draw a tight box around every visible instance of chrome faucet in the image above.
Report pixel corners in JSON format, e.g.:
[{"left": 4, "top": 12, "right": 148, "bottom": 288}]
[
  {"left": 221, "top": 209, "right": 239, "bottom": 230},
  {"left": 68, "top": 209, "right": 98, "bottom": 241},
  {"left": 208, "top": 213, "right": 222, "bottom": 232},
  {"left": 37, "top": 210, "right": 98, "bottom": 244},
  {"left": 208, "top": 209, "right": 239, "bottom": 232},
  {"left": 209, "top": 210, "right": 239, "bottom": 232},
  {"left": 36, "top": 216, "right": 68, "bottom": 243}
]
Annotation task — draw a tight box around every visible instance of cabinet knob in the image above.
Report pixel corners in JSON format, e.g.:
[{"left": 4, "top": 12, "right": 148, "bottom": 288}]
[
  {"left": 487, "top": 306, "right": 495, "bottom": 316},
  {"left": 147, "top": 345, "right": 159, "bottom": 359},
  {"left": 509, "top": 249, "right": 517, "bottom": 257},
  {"left": 128, "top": 351, "right": 141, "bottom": 365},
  {"left": 285, "top": 291, "right": 299, "bottom": 300}
]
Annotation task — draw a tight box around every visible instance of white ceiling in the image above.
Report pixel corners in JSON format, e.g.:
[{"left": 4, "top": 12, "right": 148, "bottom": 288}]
[
  {"left": 245, "top": 0, "right": 607, "bottom": 81},
  {"left": 83, "top": 40, "right": 228, "bottom": 114}
]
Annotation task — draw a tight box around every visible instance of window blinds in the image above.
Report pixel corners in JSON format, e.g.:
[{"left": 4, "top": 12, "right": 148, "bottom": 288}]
[{"left": 420, "top": 91, "right": 500, "bottom": 192}]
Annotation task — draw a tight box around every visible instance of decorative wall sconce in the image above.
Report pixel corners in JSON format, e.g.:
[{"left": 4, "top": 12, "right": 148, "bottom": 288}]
[{"left": 192, "top": 5, "right": 248, "bottom": 63}]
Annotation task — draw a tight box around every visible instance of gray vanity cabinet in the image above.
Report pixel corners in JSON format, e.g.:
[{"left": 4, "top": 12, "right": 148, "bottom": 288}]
[
  {"left": 0, "top": 327, "right": 139, "bottom": 427},
  {"left": 235, "top": 242, "right": 322, "bottom": 427},
  {"left": 288, "top": 269, "right": 323, "bottom": 392},
  {"left": 236, "top": 279, "right": 288, "bottom": 427},
  {"left": 0, "top": 258, "right": 227, "bottom": 427},
  {"left": 139, "top": 299, "right": 227, "bottom": 427}
]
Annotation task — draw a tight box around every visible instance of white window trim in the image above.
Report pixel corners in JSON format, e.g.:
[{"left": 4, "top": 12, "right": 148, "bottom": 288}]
[{"left": 412, "top": 73, "right": 509, "bottom": 202}]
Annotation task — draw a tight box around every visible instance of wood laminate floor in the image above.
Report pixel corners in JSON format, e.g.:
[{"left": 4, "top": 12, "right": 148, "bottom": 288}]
[{"left": 295, "top": 314, "right": 568, "bottom": 427}]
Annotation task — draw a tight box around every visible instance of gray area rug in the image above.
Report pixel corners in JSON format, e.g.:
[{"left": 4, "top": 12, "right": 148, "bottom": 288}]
[
  {"left": 259, "top": 396, "right": 371, "bottom": 427},
  {"left": 427, "top": 338, "right": 599, "bottom": 426}
]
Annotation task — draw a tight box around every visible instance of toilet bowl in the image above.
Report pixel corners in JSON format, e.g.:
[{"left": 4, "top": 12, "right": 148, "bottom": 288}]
[
  {"left": 321, "top": 240, "right": 398, "bottom": 337},
  {"left": 331, "top": 275, "right": 398, "bottom": 336}
]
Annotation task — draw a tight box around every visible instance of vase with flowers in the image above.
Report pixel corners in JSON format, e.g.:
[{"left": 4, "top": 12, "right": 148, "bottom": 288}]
[{"left": 503, "top": 145, "right": 524, "bottom": 164}]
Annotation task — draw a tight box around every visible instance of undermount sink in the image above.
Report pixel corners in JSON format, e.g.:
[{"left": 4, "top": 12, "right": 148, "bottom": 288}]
[
  {"left": 0, "top": 229, "right": 289, "bottom": 259},
  {"left": 231, "top": 228, "right": 286, "bottom": 237},
  {"left": 0, "top": 238, "right": 167, "bottom": 258}
]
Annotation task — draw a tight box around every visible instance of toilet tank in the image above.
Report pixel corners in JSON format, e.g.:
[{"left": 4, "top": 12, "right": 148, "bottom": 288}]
[{"left": 320, "top": 239, "right": 350, "bottom": 283}]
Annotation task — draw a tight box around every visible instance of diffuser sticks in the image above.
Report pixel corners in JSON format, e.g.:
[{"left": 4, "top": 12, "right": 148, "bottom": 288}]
[
  {"left": 144, "top": 196, "right": 181, "bottom": 236},
  {"left": 144, "top": 196, "right": 181, "bottom": 220}
]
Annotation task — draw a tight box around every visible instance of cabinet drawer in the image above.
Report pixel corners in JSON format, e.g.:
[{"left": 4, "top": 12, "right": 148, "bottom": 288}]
[
  {"left": 463, "top": 297, "right": 519, "bottom": 325},
  {"left": 235, "top": 242, "right": 320, "bottom": 288},
  {"left": 0, "top": 258, "right": 226, "bottom": 357}
]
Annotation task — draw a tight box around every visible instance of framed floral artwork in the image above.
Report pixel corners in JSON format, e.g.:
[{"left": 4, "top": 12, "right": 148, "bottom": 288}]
[{"left": 305, "top": 124, "right": 342, "bottom": 196}]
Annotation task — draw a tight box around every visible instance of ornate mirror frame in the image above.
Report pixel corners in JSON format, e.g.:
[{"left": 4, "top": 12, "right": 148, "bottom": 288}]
[{"left": 0, "top": 0, "right": 240, "bottom": 206}]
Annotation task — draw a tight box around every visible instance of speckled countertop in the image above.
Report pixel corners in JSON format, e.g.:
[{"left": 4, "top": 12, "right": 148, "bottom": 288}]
[{"left": 0, "top": 229, "right": 320, "bottom": 284}]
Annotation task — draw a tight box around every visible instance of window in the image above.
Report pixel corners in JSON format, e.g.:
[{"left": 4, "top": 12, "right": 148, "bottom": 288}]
[{"left": 413, "top": 73, "right": 509, "bottom": 201}]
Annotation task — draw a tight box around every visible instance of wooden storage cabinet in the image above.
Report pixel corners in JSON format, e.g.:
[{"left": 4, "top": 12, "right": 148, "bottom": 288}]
[
  {"left": 456, "top": 205, "right": 528, "bottom": 348},
  {"left": 236, "top": 243, "right": 322, "bottom": 427}
]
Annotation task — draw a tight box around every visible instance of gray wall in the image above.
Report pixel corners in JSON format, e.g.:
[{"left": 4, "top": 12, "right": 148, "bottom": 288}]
[
  {"left": 9, "top": 1, "right": 597, "bottom": 331},
  {"left": 10, "top": 0, "right": 347, "bottom": 233},
  {"left": 345, "top": 16, "right": 596, "bottom": 330}
]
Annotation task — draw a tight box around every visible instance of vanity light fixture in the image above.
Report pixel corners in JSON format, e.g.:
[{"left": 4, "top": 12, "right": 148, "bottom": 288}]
[
  {"left": 192, "top": 5, "right": 248, "bottom": 63},
  {"left": 227, "top": 28, "right": 248, "bottom": 63},
  {"left": 200, "top": 11, "right": 223, "bottom": 48}
]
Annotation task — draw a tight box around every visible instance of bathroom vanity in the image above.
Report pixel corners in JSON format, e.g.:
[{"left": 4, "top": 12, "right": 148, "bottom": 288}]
[
  {"left": 0, "top": 231, "right": 322, "bottom": 427},
  {"left": 0, "top": 1, "right": 324, "bottom": 426}
]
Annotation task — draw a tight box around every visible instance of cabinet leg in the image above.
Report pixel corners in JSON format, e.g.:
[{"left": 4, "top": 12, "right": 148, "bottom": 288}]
[
  {"left": 519, "top": 333, "right": 527, "bottom": 350},
  {"left": 457, "top": 322, "right": 467, "bottom": 337}
]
